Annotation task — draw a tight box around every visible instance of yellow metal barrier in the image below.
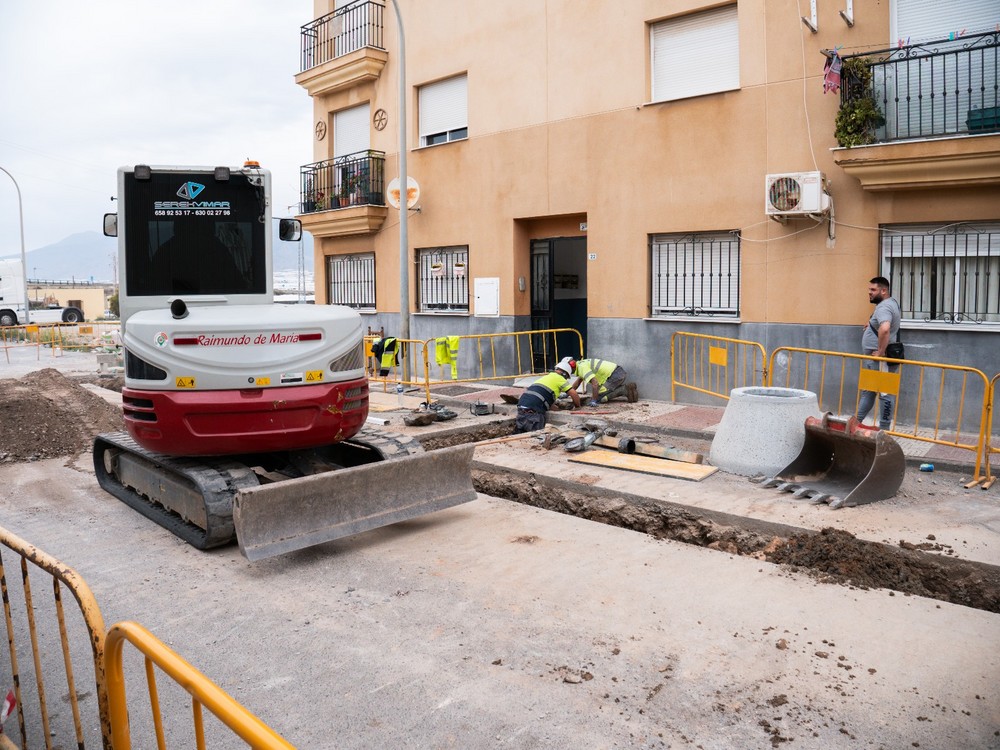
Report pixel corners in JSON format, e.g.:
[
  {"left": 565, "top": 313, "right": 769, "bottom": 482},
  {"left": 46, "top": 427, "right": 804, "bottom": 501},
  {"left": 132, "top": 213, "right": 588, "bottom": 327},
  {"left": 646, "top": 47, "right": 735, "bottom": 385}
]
[
  {"left": 983, "top": 373, "right": 999, "bottom": 491},
  {"left": 767, "top": 347, "right": 992, "bottom": 487},
  {"left": 422, "top": 328, "right": 584, "bottom": 388},
  {"left": 670, "top": 331, "right": 767, "bottom": 402},
  {"left": 0, "top": 325, "right": 43, "bottom": 364},
  {"left": 366, "top": 337, "right": 433, "bottom": 404},
  {"left": 0, "top": 525, "right": 112, "bottom": 748},
  {"left": 365, "top": 329, "right": 584, "bottom": 406},
  {"left": 0, "top": 526, "right": 291, "bottom": 749},
  {"left": 105, "top": 622, "right": 294, "bottom": 750},
  {"left": 0, "top": 322, "right": 121, "bottom": 364}
]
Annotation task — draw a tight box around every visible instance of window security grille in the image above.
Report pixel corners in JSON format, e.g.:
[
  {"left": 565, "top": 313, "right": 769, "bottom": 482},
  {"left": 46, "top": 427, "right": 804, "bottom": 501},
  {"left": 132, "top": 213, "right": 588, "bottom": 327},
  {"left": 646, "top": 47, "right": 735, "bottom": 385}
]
[
  {"left": 882, "top": 222, "right": 1000, "bottom": 325},
  {"left": 418, "top": 246, "right": 469, "bottom": 312},
  {"left": 650, "top": 231, "right": 740, "bottom": 317},
  {"left": 327, "top": 253, "right": 375, "bottom": 311}
]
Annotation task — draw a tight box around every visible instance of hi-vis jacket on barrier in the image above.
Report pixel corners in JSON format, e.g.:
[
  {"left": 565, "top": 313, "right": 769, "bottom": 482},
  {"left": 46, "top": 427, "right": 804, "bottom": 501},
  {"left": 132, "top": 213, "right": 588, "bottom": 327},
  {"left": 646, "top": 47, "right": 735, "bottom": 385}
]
[
  {"left": 435, "top": 336, "right": 461, "bottom": 380},
  {"left": 370, "top": 337, "right": 400, "bottom": 376},
  {"left": 520, "top": 371, "right": 572, "bottom": 410},
  {"left": 575, "top": 358, "right": 618, "bottom": 395}
]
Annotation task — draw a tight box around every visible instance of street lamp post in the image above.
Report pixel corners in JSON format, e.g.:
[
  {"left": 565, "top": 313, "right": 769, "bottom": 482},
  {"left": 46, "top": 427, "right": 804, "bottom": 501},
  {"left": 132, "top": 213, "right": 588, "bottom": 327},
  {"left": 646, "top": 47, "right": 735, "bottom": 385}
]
[
  {"left": 0, "top": 165, "right": 31, "bottom": 325},
  {"left": 389, "top": 0, "right": 409, "bottom": 344}
]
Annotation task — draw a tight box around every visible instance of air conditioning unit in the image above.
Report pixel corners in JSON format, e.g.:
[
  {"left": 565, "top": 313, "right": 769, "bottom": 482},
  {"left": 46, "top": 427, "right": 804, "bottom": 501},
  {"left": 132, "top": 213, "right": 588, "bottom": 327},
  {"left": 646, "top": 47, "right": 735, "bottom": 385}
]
[{"left": 765, "top": 171, "right": 830, "bottom": 219}]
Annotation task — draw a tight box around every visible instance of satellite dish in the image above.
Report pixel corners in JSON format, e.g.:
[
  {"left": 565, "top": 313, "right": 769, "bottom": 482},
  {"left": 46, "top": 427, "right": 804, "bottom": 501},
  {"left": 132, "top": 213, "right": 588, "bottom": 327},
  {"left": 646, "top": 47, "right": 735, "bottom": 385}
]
[{"left": 386, "top": 176, "right": 420, "bottom": 209}]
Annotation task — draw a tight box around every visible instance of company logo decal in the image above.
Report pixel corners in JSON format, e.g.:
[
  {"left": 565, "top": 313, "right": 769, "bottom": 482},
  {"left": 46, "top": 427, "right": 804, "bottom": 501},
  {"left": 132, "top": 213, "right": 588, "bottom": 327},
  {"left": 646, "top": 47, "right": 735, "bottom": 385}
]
[
  {"left": 154, "top": 331, "right": 168, "bottom": 347},
  {"left": 176, "top": 182, "right": 206, "bottom": 200}
]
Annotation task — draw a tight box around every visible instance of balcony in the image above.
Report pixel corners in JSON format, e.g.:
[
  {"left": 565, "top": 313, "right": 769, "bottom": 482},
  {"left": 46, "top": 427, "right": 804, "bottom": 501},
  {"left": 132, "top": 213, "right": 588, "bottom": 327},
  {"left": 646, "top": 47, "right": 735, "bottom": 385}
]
[
  {"left": 295, "top": 1, "right": 387, "bottom": 97},
  {"left": 298, "top": 151, "right": 388, "bottom": 238},
  {"left": 832, "top": 31, "right": 1000, "bottom": 191}
]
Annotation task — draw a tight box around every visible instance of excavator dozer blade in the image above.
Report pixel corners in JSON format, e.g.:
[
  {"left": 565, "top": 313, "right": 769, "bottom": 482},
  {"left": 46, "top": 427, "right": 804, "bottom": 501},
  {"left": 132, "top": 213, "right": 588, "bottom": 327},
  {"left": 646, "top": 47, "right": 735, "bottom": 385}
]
[
  {"left": 233, "top": 444, "right": 477, "bottom": 561},
  {"left": 762, "top": 414, "right": 905, "bottom": 509}
]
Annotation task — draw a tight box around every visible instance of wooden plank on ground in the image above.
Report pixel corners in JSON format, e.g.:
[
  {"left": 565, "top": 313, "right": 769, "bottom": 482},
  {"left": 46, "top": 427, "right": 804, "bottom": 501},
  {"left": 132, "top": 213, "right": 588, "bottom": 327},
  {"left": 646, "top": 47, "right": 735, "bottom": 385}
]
[
  {"left": 591, "top": 436, "right": 704, "bottom": 464},
  {"left": 568, "top": 450, "right": 718, "bottom": 481}
]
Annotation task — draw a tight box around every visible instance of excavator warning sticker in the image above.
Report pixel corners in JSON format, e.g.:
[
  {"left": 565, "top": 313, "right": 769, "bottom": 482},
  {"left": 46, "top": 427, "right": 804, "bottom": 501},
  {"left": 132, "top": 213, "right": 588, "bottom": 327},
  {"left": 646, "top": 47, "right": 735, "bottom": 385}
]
[
  {"left": 254, "top": 377, "right": 271, "bottom": 386},
  {"left": 306, "top": 370, "right": 324, "bottom": 382},
  {"left": 176, "top": 377, "right": 196, "bottom": 388}
]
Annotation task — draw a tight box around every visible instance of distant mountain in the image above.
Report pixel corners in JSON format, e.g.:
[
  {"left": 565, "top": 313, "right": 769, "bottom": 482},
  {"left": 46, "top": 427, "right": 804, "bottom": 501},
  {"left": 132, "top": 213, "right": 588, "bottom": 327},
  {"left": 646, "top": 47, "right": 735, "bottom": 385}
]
[{"left": 1, "top": 228, "right": 314, "bottom": 284}]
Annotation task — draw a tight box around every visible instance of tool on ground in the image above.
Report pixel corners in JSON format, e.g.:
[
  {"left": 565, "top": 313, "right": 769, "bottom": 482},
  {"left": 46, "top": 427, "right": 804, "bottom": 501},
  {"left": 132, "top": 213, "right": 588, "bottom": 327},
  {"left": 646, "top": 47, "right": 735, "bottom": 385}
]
[
  {"left": 93, "top": 163, "right": 475, "bottom": 561},
  {"left": 591, "top": 435, "right": 704, "bottom": 464},
  {"left": 470, "top": 400, "right": 495, "bottom": 416},
  {"left": 760, "top": 414, "right": 905, "bottom": 509}
]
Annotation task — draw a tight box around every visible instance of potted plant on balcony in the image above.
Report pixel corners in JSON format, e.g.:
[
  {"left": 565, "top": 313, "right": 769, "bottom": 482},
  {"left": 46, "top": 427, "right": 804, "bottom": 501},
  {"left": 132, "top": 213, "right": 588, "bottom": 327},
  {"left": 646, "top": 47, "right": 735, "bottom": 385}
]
[{"left": 834, "top": 57, "right": 886, "bottom": 147}]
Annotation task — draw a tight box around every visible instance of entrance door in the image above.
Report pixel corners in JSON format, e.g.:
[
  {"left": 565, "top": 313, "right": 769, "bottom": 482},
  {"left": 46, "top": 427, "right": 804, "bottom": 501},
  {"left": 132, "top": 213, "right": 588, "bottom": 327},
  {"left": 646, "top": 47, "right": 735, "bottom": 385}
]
[{"left": 530, "top": 237, "right": 587, "bottom": 369}]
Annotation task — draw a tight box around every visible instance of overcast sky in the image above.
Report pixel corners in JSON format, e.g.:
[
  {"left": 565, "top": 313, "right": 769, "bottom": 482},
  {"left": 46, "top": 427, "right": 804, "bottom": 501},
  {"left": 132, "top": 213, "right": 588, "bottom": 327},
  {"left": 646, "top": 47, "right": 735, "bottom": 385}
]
[{"left": 0, "top": 2, "right": 313, "bottom": 255}]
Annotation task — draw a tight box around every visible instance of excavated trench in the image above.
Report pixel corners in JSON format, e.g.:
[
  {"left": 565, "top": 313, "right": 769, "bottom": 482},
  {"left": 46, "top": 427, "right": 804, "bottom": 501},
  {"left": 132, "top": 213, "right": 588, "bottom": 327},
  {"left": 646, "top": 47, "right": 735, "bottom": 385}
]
[{"left": 424, "top": 423, "right": 1000, "bottom": 615}]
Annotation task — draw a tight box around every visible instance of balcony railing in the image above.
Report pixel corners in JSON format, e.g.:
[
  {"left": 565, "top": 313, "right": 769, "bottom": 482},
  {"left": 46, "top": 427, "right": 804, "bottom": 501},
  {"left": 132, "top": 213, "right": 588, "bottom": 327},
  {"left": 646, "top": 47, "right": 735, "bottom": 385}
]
[
  {"left": 300, "top": 1, "right": 385, "bottom": 72},
  {"left": 839, "top": 30, "right": 999, "bottom": 145},
  {"left": 300, "top": 150, "right": 386, "bottom": 214}
]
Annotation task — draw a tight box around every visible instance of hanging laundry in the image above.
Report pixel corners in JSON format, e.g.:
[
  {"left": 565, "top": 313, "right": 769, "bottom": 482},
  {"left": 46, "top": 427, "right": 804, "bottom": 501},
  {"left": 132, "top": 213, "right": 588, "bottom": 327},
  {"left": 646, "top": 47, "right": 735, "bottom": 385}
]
[{"left": 823, "top": 50, "right": 843, "bottom": 94}]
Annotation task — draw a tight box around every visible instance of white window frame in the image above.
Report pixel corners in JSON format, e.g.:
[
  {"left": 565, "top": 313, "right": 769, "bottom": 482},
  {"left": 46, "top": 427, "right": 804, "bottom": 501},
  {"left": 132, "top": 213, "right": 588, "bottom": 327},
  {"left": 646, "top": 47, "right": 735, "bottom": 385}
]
[
  {"left": 418, "top": 75, "right": 468, "bottom": 147},
  {"left": 417, "top": 246, "right": 469, "bottom": 313},
  {"left": 650, "top": 231, "right": 740, "bottom": 318},
  {"left": 650, "top": 5, "right": 740, "bottom": 104},
  {"left": 327, "top": 252, "right": 376, "bottom": 312},
  {"left": 881, "top": 222, "right": 1000, "bottom": 328}
]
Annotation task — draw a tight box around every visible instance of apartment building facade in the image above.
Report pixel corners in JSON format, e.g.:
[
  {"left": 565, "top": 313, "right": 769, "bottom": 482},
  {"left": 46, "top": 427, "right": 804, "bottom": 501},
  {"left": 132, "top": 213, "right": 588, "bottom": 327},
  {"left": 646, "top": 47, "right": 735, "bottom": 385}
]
[{"left": 295, "top": 0, "right": 999, "bottom": 400}]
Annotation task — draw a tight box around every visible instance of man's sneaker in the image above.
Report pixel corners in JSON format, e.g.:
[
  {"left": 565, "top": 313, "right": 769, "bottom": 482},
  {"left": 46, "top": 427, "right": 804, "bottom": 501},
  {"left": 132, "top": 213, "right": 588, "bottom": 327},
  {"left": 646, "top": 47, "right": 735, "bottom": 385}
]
[{"left": 626, "top": 382, "right": 639, "bottom": 403}]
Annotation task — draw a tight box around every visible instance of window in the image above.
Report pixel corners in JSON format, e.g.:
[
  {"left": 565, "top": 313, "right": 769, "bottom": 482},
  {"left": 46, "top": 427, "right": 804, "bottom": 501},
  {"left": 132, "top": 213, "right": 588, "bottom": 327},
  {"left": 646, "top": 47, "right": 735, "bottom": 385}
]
[
  {"left": 418, "top": 246, "right": 469, "bottom": 312},
  {"left": 327, "top": 253, "right": 375, "bottom": 311},
  {"left": 650, "top": 5, "right": 740, "bottom": 103},
  {"left": 650, "top": 231, "right": 740, "bottom": 317},
  {"left": 882, "top": 222, "right": 1000, "bottom": 325},
  {"left": 418, "top": 75, "right": 468, "bottom": 146}
]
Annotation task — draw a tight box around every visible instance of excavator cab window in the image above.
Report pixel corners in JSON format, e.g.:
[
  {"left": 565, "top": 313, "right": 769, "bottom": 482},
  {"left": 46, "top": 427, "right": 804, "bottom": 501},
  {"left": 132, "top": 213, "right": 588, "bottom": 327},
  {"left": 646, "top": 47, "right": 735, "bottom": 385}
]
[{"left": 124, "top": 171, "right": 266, "bottom": 297}]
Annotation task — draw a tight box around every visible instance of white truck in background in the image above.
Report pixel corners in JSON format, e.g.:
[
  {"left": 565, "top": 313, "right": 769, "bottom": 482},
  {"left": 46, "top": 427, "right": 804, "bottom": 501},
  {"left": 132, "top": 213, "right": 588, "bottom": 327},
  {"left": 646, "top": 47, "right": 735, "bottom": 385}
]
[{"left": 0, "top": 258, "right": 85, "bottom": 326}]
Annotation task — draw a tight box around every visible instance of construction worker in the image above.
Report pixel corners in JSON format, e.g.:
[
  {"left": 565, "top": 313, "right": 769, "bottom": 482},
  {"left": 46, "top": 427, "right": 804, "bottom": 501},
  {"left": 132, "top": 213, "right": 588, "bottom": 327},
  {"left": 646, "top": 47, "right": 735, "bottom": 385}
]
[
  {"left": 566, "top": 357, "right": 638, "bottom": 407},
  {"left": 513, "top": 357, "right": 576, "bottom": 433}
]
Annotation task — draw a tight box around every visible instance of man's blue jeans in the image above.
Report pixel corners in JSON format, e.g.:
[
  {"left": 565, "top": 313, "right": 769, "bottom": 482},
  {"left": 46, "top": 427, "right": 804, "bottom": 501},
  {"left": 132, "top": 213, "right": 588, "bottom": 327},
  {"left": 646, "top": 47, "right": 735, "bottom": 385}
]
[{"left": 857, "top": 354, "right": 898, "bottom": 430}]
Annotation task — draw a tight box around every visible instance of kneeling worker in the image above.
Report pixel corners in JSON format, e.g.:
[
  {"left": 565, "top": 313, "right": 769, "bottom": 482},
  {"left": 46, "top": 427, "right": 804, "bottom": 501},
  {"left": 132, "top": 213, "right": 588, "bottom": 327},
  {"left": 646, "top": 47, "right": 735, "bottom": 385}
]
[
  {"left": 566, "top": 357, "right": 638, "bottom": 407},
  {"left": 513, "top": 357, "right": 576, "bottom": 433}
]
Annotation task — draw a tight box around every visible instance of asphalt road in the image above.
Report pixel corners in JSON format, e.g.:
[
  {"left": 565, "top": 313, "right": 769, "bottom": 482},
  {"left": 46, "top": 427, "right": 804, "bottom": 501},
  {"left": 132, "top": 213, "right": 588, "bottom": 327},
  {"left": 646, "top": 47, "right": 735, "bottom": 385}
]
[
  {"left": 2, "top": 348, "right": 999, "bottom": 748},
  {"left": 2, "top": 453, "right": 999, "bottom": 749}
]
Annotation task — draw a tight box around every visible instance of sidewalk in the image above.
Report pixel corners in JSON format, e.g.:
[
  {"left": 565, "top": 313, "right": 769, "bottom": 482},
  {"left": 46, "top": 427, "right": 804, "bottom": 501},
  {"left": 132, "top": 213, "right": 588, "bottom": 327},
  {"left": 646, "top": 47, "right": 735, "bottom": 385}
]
[{"left": 426, "top": 380, "right": 994, "bottom": 477}]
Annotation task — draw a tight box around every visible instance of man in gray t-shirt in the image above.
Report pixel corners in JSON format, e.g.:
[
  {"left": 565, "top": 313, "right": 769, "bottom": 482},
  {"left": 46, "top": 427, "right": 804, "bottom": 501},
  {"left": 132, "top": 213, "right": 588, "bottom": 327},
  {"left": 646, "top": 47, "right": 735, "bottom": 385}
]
[{"left": 857, "top": 276, "right": 901, "bottom": 429}]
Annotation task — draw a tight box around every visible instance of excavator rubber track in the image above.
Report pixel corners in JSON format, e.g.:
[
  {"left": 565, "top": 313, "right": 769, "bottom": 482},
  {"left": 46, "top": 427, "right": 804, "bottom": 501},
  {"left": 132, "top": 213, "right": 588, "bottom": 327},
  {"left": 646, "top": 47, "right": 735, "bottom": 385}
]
[
  {"left": 93, "top": 432, "right": 259, "bottom": 550},
  {"left": 92, "top": 428, "right": 475, "bottom": 559}
]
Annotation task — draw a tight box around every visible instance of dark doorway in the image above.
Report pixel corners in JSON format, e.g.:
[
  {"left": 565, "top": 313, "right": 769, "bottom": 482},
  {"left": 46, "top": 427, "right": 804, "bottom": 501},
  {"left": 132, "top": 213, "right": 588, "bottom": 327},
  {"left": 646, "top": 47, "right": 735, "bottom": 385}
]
[{"left": 530, "top": 237, "right": 587, "bottom": 369}]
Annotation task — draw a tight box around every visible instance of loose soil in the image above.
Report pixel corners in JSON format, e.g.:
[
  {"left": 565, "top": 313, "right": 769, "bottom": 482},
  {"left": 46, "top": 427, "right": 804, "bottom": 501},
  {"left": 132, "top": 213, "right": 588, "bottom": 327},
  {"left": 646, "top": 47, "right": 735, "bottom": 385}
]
[
  {"left": 5, "top": 371, "right": 1000, "bottom": 614},
  {"left": 0, "top": 370, "right": 123, "bottom": 463}
]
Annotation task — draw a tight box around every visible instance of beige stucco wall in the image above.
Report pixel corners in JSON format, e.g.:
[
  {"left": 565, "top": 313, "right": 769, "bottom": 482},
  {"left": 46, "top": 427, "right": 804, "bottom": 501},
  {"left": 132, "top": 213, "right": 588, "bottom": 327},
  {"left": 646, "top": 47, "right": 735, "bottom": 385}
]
[{"left": 307, "top": 0, "right": 1000, "bottom": 326}]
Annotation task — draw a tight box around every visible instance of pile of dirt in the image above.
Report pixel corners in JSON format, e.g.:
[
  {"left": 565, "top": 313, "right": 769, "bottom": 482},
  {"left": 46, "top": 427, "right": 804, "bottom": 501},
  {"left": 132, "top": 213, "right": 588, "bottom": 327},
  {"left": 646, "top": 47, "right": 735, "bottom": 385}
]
[
  {"left": 0, "top": 369, "right": 124, "bottom": 463},
  {"left": 770, "top": 527, "right": 1000, "bottom": 612}
]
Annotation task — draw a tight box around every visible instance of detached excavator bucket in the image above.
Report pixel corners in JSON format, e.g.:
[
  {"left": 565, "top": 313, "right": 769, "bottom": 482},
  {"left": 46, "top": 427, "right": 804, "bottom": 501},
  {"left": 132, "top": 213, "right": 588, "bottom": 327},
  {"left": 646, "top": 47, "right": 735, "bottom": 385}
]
[
  {"left": 233, "top": 444, "right": 476, "bottom": 561},
  {"left": 762, "top": 414, "right": 905, "bottom": 509}
]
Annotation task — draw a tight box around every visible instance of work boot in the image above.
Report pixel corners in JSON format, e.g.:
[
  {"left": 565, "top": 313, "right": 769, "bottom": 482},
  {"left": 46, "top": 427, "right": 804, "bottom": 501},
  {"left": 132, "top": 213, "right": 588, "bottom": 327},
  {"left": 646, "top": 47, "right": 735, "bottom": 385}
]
[{"left": 625, "top": 382, "right": 639, "bottom": 403}]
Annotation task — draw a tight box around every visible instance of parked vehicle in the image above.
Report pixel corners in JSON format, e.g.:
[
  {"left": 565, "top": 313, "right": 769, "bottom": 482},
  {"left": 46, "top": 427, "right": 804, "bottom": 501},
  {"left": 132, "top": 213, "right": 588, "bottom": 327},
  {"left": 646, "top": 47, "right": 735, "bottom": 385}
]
[{"left": 0, "top": 258, "right": 85, "bottom": 326}]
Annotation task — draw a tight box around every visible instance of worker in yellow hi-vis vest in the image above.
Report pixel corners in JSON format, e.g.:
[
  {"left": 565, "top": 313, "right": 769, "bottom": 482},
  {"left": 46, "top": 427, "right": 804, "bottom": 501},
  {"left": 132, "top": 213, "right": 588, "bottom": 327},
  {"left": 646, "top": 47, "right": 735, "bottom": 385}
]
[
  {"left": 566, "top": 357, "right": 639, "bottom": 407},
  {"left": 435, "top": 336, "right": 460, "bottom": 380}
]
